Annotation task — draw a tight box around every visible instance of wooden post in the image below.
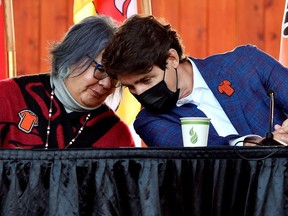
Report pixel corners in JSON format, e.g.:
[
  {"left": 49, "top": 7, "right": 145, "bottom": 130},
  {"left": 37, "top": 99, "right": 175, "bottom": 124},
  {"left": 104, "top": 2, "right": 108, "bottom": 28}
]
[
  {"left": 139, "top": 0, "right": 152, "bottom": 15},
  {"left": 4, "top": 0, "right": 16, "bottom": 77}
]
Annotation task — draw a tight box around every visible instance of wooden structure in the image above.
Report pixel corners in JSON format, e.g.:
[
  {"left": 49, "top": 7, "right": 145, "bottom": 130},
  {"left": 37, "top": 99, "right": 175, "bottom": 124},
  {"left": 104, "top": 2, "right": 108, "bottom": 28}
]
[{"left": 12, "top": 0, "right": 286, "bottom": 76}]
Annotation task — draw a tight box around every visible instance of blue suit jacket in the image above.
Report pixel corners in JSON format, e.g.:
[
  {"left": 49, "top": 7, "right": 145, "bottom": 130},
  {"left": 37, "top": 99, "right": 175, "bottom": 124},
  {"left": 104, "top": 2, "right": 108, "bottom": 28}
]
[{"left": 134, "top": 45, "right": 288, "bottom": 147}]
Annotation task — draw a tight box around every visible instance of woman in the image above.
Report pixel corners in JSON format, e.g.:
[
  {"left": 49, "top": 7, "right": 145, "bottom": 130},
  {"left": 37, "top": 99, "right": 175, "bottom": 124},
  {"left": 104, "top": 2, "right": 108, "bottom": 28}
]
[{"left": 0, "top": 15, "right": 135, "bottom": 149}]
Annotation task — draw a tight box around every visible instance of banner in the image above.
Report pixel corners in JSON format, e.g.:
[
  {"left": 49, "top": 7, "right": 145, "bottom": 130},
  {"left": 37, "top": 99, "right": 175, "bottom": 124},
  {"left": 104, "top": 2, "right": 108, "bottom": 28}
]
[
  {"left": 94, "top": 0, "right": 138, "bottom": 22},
  {"left": 279, "top": 0, "right": 288, "bottom": 66}
]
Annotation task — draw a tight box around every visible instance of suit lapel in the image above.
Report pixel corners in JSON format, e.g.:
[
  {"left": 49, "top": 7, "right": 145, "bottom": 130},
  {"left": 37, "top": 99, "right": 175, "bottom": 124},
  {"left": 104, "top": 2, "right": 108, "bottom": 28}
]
[{"left": 192, "top": 57, "right": 252, "bottom": 135}]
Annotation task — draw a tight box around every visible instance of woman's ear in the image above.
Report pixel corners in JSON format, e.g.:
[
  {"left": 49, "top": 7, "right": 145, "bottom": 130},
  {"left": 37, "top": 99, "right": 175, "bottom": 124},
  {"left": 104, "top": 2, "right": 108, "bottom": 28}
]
[{"left": 167, "top": 48, "right": 179, "bottom": 68}]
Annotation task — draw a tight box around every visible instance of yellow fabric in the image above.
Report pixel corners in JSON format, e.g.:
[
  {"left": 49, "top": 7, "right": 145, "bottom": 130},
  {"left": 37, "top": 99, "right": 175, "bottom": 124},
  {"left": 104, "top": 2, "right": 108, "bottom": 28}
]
[
  {"left": 116, "top": 88, "right": 141, "bottom": 125},
  {"left": 73, "top": 0, "right": 96, "bottom": 24}
]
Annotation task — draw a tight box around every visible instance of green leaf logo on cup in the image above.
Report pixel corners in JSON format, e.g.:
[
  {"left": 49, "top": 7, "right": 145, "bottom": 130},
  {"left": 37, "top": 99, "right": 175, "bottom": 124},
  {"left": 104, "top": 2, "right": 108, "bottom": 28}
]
[{"left": 189, "top": 127, "right": 198, "bottom": 144}]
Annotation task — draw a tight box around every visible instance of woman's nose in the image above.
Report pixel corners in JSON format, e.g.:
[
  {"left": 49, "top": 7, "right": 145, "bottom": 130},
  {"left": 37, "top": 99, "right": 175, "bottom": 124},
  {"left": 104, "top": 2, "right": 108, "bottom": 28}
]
[{"left": 98, "top": 76, "right": 112, "bottom": 89}]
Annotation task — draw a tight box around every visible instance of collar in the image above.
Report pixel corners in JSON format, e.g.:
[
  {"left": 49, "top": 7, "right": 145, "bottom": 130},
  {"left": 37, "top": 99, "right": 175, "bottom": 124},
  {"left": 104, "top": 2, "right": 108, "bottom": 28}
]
[{"left": 177, "top": 58, "right": 209, "bottom": 106}]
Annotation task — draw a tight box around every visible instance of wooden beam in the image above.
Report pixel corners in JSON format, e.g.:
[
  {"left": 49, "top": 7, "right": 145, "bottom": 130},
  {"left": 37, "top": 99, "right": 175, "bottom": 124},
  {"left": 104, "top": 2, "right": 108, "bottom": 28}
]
[
  {"left": 140, "top": 0, "right": 152, "bottom": 15},
  {"left": 4, "top": 0, "right": 16, "bottom": 77}
]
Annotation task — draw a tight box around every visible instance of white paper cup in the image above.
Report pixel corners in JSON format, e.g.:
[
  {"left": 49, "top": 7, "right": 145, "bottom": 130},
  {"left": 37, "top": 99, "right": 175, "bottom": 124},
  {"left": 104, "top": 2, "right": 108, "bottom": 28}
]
[{"left": 180, "top": 117, "right": 211, "bottom": 147}]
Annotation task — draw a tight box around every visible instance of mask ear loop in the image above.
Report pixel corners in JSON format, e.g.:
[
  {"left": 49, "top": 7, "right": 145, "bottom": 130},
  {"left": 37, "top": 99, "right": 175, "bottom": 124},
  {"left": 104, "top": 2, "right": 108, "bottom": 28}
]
[
  {"left": 163, "top": 65, "right": 179, "bottom": 91},
  {"left": 175, "top": 68, "right": 179, "bottom": 90}
]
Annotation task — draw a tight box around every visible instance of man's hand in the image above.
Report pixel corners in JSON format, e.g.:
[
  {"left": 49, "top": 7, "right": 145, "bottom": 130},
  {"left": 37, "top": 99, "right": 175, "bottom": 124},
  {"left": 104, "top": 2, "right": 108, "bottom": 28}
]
[
  {"left": 273, "top": 118, "right": 288, "bottom": 144},
  {"left": 244, "top": 137, "right": 263, "bottom": 146},
  {"left": 243, "top": 119, "right": 288, "bottom": 146}
]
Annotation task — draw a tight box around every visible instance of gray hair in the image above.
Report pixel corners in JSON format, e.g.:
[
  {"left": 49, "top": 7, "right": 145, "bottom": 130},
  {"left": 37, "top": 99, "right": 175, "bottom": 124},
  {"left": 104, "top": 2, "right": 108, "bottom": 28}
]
[{"left": 50, "top": 15, "right": 117, "bottom": 78}]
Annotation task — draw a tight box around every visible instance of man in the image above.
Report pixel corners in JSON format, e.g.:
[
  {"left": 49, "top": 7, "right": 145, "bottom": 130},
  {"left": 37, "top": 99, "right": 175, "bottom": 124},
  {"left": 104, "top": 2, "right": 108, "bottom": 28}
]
[{"left": 102, "top": 14, "right": 288, "bottom": 147}]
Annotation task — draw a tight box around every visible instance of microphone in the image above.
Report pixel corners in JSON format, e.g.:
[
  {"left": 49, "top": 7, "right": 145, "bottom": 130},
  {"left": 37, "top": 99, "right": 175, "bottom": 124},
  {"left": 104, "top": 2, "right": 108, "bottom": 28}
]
[{"left": 260, "top": 89, "right": 283, "bottom": 146}]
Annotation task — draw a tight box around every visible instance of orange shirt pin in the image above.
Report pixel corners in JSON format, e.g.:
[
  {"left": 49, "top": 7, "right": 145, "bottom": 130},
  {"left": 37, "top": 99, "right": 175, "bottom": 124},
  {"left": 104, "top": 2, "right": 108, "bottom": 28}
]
[{"left": 218, "top": 80, "right": 235, "bottom": 96}]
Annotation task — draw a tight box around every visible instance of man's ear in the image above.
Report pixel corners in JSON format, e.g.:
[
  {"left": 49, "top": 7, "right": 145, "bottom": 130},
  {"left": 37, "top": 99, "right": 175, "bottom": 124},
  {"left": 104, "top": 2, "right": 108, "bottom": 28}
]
[{"left": 167, "top": 48, "right": 179, "bottom": 68}]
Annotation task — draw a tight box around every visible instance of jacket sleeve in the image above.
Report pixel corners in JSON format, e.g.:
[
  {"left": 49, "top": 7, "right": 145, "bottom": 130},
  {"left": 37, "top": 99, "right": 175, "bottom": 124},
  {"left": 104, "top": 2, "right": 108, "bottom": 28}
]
[{"left": 134, "top": 106, "right": 238, "bottom": 147}]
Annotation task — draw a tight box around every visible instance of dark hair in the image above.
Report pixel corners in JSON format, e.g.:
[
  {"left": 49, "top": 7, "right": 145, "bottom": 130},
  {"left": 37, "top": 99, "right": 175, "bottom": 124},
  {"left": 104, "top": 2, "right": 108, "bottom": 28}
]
[
  {"left": 102, "top": 14, "right": 185, "bottom": 79},
  {"left": 50, "top": 15, "right": 117, "bottom": 78}
]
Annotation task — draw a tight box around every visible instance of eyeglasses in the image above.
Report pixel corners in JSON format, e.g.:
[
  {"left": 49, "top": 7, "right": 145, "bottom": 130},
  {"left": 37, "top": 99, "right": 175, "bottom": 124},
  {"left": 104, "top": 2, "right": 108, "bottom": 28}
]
[
  {"left": 91, "top": 59, "right": 108, "bottom": 80},
  {"left": 88, "top": 55, "right": 121, "bottom": 88}
]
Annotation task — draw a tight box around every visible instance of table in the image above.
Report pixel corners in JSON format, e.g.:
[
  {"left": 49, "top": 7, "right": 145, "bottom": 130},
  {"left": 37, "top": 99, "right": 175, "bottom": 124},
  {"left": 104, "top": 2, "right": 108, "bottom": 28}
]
[{"left": 0, "top": 146, "right": 287, "bottom": 216}]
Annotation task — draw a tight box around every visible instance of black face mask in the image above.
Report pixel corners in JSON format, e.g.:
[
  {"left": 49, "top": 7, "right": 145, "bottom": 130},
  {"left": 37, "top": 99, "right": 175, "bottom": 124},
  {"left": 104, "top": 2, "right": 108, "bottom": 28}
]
[{"left": 133, "top": 69, "right": 180, "bottom": 114}]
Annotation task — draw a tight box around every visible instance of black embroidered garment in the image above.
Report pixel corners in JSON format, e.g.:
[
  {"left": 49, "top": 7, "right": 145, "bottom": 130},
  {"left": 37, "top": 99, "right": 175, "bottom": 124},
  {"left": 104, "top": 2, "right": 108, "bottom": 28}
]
[{"left": 0, "top": 73, "right": 134, "bottom": 149}]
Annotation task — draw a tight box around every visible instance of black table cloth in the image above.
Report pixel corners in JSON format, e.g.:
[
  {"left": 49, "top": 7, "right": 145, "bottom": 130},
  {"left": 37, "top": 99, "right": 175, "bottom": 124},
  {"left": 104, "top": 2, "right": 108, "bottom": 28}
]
[{"left": 0, "top": 146, "right": 287, "bottom": 216}]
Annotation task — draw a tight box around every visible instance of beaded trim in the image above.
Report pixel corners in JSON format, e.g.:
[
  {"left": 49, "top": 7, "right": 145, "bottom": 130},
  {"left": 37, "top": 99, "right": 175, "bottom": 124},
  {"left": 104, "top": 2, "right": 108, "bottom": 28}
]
[{"left": 44, "top": 88, "right": 91, "bottom": 149}]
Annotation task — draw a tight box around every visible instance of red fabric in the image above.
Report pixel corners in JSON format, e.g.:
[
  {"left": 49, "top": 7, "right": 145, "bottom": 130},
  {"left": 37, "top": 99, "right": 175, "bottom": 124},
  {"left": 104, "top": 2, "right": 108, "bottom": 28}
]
[{"left": 94, "top": 0, "right": 135, "bottom": 22}]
